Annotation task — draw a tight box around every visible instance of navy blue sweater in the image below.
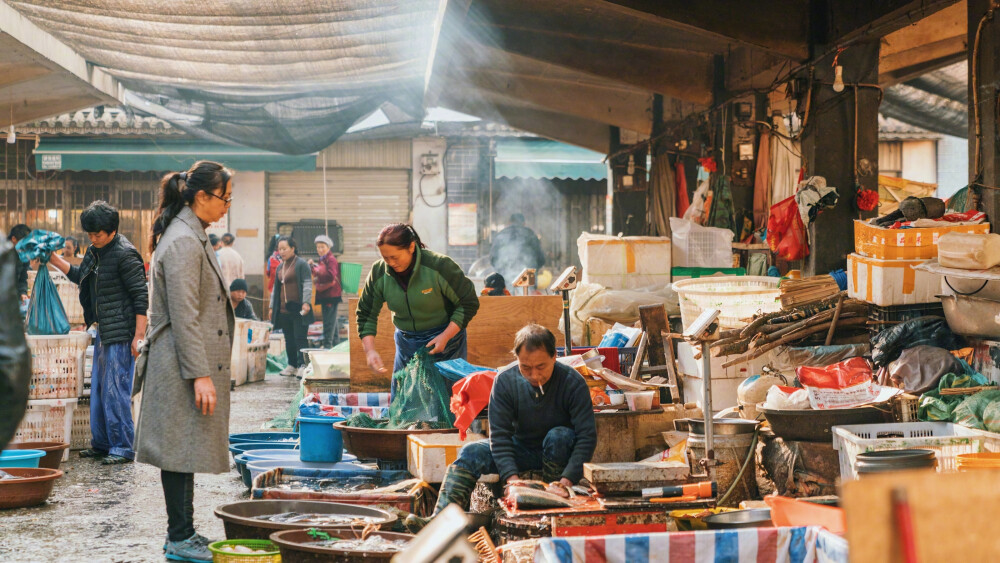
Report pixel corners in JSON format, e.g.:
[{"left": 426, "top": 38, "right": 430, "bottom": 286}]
[{"left": 488, "top": 361, "right": 597, "bottom": 483}]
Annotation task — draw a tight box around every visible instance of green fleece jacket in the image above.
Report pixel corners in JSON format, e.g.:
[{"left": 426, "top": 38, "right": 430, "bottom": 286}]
[{"left": 357, "top": 247, "right": 480, "bottom": 338}]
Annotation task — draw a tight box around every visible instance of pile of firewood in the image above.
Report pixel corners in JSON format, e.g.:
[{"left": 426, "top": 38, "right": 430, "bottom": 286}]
[{"left": 710, "top": 292, "right": 869, "bottom": 367}]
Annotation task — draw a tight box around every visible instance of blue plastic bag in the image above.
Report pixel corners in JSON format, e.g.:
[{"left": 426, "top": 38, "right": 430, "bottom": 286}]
[{"left": 16, "top": 230, "right": 70, "bottom": 335}]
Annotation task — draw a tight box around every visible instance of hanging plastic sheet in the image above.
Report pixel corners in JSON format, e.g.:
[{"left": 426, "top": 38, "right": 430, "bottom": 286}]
[
  {"left": 767, "top": 196, "right": 809, "bottom": 261},
  {"left": 15, "top": 230, "right": 70, "bottom": 335},
  {"left": 0, "top": 232, "right": 31, "bottom": 448}
]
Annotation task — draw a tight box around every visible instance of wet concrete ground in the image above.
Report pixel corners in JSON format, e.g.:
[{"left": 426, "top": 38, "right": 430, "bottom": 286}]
[{"left": 0, "top": 373, "right": 301, "bottom": 563}]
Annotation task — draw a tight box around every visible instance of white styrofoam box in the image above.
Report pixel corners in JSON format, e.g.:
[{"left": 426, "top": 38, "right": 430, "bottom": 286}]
[
  {"left": 832, "top": 422, "right": 1000, "bottom": 481},
  {"left": 682, "top": 373, "right": 741, "bottom": 414},
  {"left": 309, "top": 350, "right": 350, "bottom": 380},
  {"left": 15, "top": 398, "right": 78, "bottom": 460},
  {"left": 407, "top": 433, "right": 486, "bottom": 483},
  {"left": 676, "top": 342, "right": 770, "bottom": 380},
  {"left": 847, "top": 253, "right": 941, "bottom": 306},
  {"left": 269, "top": 332, "right": 286, "bottom": 356},
  {"left": 248, "top": 344, "right": 269, "bottom": 383},
  {"left": 578, "top": 233, "right": 671, "bottom": 290}
]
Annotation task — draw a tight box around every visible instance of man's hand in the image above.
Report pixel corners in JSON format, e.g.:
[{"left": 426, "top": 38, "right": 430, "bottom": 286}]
[
  {"left": 307, "top": 259, "right": 315, "bottom": 267},
  {"left": 131, "top": 335, "right": 142, "bottom": 358},
  {"left": 301, "top": 303, "right": 311, "bottom": 316},
  {"left": 193, "top": 377, "right": 217, "bottom": 416},
  {"left": 425, "top": 331, "right": 451, "bottom": 355},
  {"left": 559, "top": 477, "right": 573, "bottom": 488}
]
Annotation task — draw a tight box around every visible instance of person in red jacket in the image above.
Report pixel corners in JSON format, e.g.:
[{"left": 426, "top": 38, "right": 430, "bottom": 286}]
[{"left": 309, "top": 234, "right": 342, "bottom": 348}]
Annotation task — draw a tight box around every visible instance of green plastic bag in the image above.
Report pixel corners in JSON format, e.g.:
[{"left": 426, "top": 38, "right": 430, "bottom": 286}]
[
  {"left": 344, "top": 349, "right": 454, "bottom": 430},
  {"left": 952, "top": 390, "right": 1000, "bottom": 431},
  {"left": 918, "top": 370, "right": 991, "bottom": 422}
]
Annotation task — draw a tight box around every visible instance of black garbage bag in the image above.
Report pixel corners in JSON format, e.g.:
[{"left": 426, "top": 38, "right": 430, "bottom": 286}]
[
  {"left": 871, "top": 316, "right": 964, "bottom": 367},
  {"left": 0, "top": 232, "right": 32, "bottom": 448}
]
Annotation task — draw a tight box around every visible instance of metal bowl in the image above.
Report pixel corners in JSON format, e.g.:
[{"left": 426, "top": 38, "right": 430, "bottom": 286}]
[
  {"left": 703, "top": 508, "right": 773, "bottom": 529},
  {"left": 939, "top": 294, "right": 1000, "bottom": 338},
  {"left": 214, "top": 500, "right": 396, "bottom": 540},
  {"left": 684, "top": 418, "right": 759, "bottom": 435},
  {"left": 762, "top": 406, "right": 888, "bottom": 442}
]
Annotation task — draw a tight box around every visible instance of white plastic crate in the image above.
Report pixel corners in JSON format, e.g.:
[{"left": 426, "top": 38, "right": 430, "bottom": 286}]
[
  {"left": 832, "top": 422, "right": 1000, "bottom": 481},
  {"left": 407, "top": 433, "right": 485, "bottom": 483},
  {"left": 71, "top": 397, "right": 91, "bottom": 450},
  {"left": 15, "top": 398, "right": 78, "bottom": 461},
  {"left": 27, "top": 332, "right": 90, "bottom": 399}
]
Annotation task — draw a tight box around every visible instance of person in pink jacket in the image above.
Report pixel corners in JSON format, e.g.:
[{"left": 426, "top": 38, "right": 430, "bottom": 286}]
[{"left": 309, "top": 234, "right": 342, "bottom": 347}]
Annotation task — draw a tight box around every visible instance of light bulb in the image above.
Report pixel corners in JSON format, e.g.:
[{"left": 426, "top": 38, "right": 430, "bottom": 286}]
[
  {"left": 832, "top": 65, "right": 845, "bottom": 92},
  {"left": 627, "top": 154, "right": 635, "bottom": 176},
  {"left": 6, "top": 125, "right": 14, "bottom": 144}
]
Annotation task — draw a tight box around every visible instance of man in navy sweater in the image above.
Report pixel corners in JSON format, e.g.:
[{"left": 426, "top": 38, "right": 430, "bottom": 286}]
[{"left": 406, "top": 324, "right": 596, "bottom": 530}]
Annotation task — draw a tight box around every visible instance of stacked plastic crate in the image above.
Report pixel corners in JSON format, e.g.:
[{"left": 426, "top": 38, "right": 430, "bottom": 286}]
[
  {"left": 848, "top": 220, "right": 989, "bottom": 334},
  {"left": 71, "top": 341, "right": 94, "bottom": 450},
  {"left": 14, "top": 331, "right": 91, "bottom": 460}
]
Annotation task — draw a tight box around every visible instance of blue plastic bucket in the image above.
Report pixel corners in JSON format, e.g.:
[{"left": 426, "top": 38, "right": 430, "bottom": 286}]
[
  {"left": 0, "top": 449, "right": 45, "bottom": 468},
  {"left": 297, "top": 416, "right": 345, "bottom": 463},
  {"left": 229, "top": 432, "right": 299, "bottom": 445}
]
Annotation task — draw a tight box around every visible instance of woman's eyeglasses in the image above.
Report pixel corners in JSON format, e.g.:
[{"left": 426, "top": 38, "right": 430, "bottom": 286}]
[{"left": 206, "top": 192, "right": 233, "bottom": 205}]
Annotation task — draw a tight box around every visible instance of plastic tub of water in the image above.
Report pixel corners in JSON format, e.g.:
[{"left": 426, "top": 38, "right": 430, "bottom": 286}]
[
  {"left": 625, "top": 391, "right": 655, "bottom": 411},
  {"left": 229, "top": 432, "right": 299, "bottom": 445},
  {"left": 230, "top": 442, "right": 299, "bottom": 463},
  {"left": 672, "top": 276, "right": 781, "bottom": 330},
  {"left": 297, "top": 416, "right": 345, "bottom": 463},
  {"left": 247, "top": 459, "right": 363, "bottom": 484},
  {"left": 244, "top": 449, "right": 356, "bottom": 464},
  {"left": 0, "top": 449, "right": 45, "bottom": 468},
  {"left": 608, "top": 390, "right": 625, "bottom": 406}
]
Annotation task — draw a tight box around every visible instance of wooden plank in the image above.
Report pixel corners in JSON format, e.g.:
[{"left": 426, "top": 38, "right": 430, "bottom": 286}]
[
  {"left": 639, "top": 305, "right": 668, "bottom": 372},
  {"left": 348, "top": 295, "right": 564, "bottom": 391},
  {"left": 842, "top": 469, "right": 1000, "bottom": 562}
]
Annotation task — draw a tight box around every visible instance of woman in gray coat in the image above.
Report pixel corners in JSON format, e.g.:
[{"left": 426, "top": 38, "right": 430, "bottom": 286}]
[{"left": 135, "top": 161, "right": 234, "bottom": 563}]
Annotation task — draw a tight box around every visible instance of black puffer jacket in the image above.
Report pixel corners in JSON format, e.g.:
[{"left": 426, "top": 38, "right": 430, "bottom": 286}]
[
  {"left": 68, "top": 234, "right": 148, "bottom": 345},
  {"left": 0, "top": 231, "right": 31, "bottom": 448}
]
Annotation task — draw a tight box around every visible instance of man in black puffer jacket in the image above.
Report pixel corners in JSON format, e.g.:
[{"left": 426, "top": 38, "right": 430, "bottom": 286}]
[{"left": 51, "top": 201, "right": 148, "bottom": 465}]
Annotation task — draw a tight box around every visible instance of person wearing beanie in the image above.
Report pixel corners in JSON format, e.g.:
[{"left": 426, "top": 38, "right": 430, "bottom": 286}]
[
  {"left": 481, "top": 272, "right": 510, "bottom": 296},
  {"left": 308, "top": 234, "right": 342, "bottom": 348},
  {"left": 229, "top": 278, "right": 257, "bottom": 320}
]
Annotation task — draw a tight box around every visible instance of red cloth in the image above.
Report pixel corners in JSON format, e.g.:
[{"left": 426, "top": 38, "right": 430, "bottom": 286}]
[
  {"left": 311, "top": 252, "right": 342, "bottom": 299},
  {"left": 675, "top": 160, "right": 690, "bottom": 218},
  {"left": 266, "top": 251, "right": 281, "bottom": 293},
  {"left": 450, "top": 370, "right": 497, "bottom": 439}
]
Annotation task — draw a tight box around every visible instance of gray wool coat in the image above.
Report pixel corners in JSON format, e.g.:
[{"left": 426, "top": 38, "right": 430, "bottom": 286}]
[{"left": 135, "top": 206, "right": 235, "bottom": 474}]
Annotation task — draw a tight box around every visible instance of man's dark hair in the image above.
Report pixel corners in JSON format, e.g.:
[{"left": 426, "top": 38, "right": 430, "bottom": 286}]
[
  {"left": 209, "top": 234, "right": 220, "bottom": 247},
  {"left": 222, "top": 233, "right": 235, "bottom": 246},
  {"left": 513, "top": 324, "right": 556, "bottom": 357},
  {"left": 8, "top": 224, "right": 30, "bottom": 242},
  {"left": 80, "top": 201, "right": 119, "bottom": 234}
]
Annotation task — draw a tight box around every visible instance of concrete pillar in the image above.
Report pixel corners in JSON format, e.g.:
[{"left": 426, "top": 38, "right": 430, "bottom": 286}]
[
  {"left": 412, "top": 137, "right": 448, "bottom": 250},
  {"left": 801, "top": 40, "right": 880, "bottom": 275},
  {"left": 968, "top": 0, "right": 1000, "bottom": 222}
]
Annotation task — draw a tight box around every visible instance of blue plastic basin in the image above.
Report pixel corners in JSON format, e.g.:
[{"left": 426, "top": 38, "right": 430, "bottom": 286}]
[
  {"left": 229, "top": 432, "right": 299, "bottom": 445},
  {"left": 297, "top": 416, "right": 345, "bottom": 463},
  {"left": 229, "top": 442, "right": 299, "bottom": 463},
  {"left": 247, "top": 459, "right": 362, "bottom": 484},
  {"left": 243, "top": 449, "right": 356, "bottom": 464},
  {"left": 0, "top": 449, "right": 45, "bottom": 468},
  {"left": 234, "top": 454, "right": 252, "bottom": 489}
]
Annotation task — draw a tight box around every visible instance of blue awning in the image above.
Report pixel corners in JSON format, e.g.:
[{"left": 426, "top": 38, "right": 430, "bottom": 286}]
[
  {"left": 494, "top": 139, "right": 607, "bottom": 181},
  {"left": 34, "top": 138, "right": 317, "bottom": 172}
]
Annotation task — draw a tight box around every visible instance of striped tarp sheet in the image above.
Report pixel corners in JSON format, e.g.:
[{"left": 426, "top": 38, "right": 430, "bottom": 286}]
[{"left": 533, "top": 527, "right": 846, "bottom": 563}]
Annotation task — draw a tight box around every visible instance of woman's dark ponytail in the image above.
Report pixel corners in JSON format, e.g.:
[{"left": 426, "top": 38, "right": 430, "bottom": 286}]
[
  {"left": 376, "top": 223, "right": 426, "bottom": 250},
  {"left": 150, "top": 160, "right": 232, "bottom": 253}
]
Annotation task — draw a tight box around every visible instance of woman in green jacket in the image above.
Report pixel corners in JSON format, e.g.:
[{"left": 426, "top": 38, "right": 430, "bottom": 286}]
[{"left": 357, "top": 224, "right": 480, "bottom": 395}]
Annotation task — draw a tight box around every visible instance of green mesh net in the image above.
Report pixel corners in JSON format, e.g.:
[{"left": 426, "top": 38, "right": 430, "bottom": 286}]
[{"left": 344, "top": 349, "right": 454, "bottom": 430}]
